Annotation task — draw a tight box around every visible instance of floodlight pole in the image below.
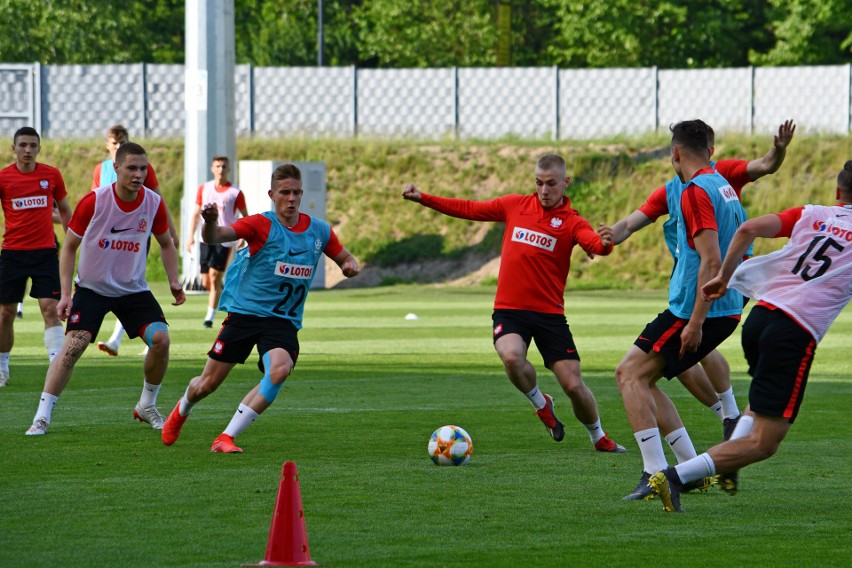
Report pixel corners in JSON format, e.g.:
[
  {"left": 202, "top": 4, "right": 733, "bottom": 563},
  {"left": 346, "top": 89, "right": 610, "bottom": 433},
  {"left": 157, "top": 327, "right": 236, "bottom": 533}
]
[{"left": 183, "top": 0, "right": 237, "bottom": 281}]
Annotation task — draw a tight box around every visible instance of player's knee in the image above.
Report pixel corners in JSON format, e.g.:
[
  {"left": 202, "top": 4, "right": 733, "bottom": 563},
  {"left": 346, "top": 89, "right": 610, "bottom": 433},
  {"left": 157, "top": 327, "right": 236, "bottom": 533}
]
[{"left": 142, "top": 322, "right": 170, "bottom": 350}]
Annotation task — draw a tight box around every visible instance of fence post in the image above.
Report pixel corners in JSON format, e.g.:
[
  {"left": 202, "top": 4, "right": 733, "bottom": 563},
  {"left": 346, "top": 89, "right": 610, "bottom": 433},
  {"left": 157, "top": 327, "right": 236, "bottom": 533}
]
[
  {"left": 453, "top": 66, "right": 460, "bottom": 139},
  {"left": 749, "top": 66, "right": 755, "bottom": 135},
  {"left": 32, "top": 62, "right": 42, "bottom": 133},
  {"left": 140, "top": 62, "right": 148, "bottom": 137},
  {"left": 351, "top": 65, "right": 358, "bottom": 137},
  {"left": 552, "top": 65, "right": 560, "bottom": 141}
]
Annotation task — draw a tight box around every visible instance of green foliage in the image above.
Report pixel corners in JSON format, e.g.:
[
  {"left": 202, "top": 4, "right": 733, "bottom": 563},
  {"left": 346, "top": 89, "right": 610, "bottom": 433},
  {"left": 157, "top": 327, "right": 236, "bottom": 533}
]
[
  {"left": 0, "top": 1, "right": 849, "bottom": 68},
  {"left": 353, "top": 0, "right": 497, "bottom": 67},
  {"left": 749, "top": 0, "right": 852, "bottom": 65},
  {"left": 2, "top": 286, "right": 851, "bottom": 566},
  {"left": 0, "top": 0, "right": 183, "bottom": 64}
]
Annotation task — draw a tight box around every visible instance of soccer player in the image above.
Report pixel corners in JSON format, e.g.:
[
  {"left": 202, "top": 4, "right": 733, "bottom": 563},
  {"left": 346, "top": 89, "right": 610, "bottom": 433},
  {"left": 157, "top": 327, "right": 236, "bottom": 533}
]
[
  {"left": 613, "top": 120, "right": 747, "bottom": 498},
  {"left": 161, "top": 163, "right": 359, "bottom": 453},
  {"left": 25, "top": 143, "right": 185, "bottom": 435},
  {"left": 610, "top": 120, "right": 796, "bottom": 499},
  {"left": 648, "top": 160, "right": 852, "bottom": 513},
  {"left": 401, "top": 154, "right": 627, "bottom": 453},
  {"left": 185, "top": 155, "right": 248, "bottom": 328},
  {"left": 93, "top": 124, "right": 178, "bottom": 356},
  {"left": 0, "top": 127, "right": 73, "bottom": 387}
]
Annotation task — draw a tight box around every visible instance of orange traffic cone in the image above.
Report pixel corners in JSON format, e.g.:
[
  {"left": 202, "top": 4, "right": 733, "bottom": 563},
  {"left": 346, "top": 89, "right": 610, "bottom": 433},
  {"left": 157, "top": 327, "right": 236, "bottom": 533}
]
[{"left": 249, "top": 461, "right": 318, "bottom": 566}]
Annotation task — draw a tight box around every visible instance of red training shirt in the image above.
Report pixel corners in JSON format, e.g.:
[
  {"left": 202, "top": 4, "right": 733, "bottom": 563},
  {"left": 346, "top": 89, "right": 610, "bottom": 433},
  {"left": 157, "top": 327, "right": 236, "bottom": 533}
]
[
  {"left": 0, "top": 162, "right": 67, "bottom": 250},
  {"left": 231, "top": 213, "right": 344, "bottom": 258},
  {"left": 419, "top": 192, "right": 612, "bottom": 314}
]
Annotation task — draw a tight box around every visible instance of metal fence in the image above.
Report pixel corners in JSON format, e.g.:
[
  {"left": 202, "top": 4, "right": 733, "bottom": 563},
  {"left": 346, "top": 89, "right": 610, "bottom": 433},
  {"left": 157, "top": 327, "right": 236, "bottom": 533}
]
[{"left": 2, "top": 63, "right": 850, "bottom": 140}]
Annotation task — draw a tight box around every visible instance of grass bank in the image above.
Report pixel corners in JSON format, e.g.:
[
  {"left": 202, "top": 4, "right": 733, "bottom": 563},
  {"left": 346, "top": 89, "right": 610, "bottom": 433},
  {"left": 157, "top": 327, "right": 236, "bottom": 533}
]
[{"left": 32, "top": 132, "right": 852, "bottom": 288}]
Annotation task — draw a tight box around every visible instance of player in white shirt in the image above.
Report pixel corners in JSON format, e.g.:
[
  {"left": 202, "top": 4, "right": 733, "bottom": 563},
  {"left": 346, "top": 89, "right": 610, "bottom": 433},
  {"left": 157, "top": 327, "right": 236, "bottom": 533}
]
[
  {"left": 185, "top": 155, "right": 248, "bottom": 328},
  {"left": 647, "top": 160, "right": 852, "bottom": 512},
  {"left": 25, "top": 143, "right": 185, "bottom": 436}
]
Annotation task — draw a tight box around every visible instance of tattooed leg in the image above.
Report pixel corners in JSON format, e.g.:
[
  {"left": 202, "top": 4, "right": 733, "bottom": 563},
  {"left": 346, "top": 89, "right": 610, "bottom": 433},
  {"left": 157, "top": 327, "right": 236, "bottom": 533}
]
[{"left": 43, "top": 330, "right": 92, "bottom": 396}]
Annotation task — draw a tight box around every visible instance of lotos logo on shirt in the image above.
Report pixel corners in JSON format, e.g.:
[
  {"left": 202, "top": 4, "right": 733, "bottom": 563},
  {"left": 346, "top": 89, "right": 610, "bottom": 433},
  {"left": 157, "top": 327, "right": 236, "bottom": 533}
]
[
  {"left": 97, "top": 238, "right": 142, "bottom": 252},
  {"left": 275, "top": 261, "right": 314, "bottom": 279},
  {"left": 12, "top": 195, "right": 48, "bottom": 210},
  {"left": 717, "top": 184, "right": 739, "bottom": 202},
  {"left": 812, "top": 219, "right": 852, "bottom": 242},
  {"left": 511, "top": 227, "right": 556, "bottom": 251}
]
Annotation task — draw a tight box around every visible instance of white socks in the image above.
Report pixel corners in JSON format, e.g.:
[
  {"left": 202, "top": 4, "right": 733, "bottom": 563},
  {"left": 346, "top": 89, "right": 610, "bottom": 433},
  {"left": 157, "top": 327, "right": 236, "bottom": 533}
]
[
  {"left": 223, "top": 403, "right": 259, "bottom": 437},
  {"left": 665, "top": 427, "right": 698, "bottom": 462},
  {"left": 634, "top": 427, "right": 668, "bottom": 474},
  {"left": 730, "top": 414, "right": 754, "bottom": 440},
  {"left": 108, "top": 322, "right": 125, "bottom": 346},
  {"left": 0, "top": 352, "right": 9, "bottom": 373},
  {"left": 524, "top": 386, "right": 547, "bottom": 410},
  {"left": 717, "top": 387, "right": 740, "bottom": 419},
  {"left": 674, "top": 453, "right": 716, "bottom": 484},
  {"left": 139, "top": 380, "right": 161, "bottom": 408},
  {"left": 205, "top": 307, "right": 216, "bottom": 321},
  {"left": 179, "top": 388, "right": 195, "bottom": 417},
  {"left": 584, "top": 419, "right": 606, "bottom": 444},
  {"left": 44, "top": 325, "right": 64, "bottom": 363},
  {"left": 36, "top": 392, "right": 59, "bottom": 422}
]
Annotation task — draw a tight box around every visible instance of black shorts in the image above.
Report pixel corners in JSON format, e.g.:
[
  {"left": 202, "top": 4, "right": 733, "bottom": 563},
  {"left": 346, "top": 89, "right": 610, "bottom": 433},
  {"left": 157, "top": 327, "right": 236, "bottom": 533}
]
[
  {"left": 208, "top": 312, "right": 300, "bottom": 372},
  {"left": 492, "top": 309, "right": 579, "bottom": 369},
  {"left": 742, "top": 305, "right": 816, "bottom": 423},
  {"left": 634, "top": 309, "right": 739, "bottom": 379},
  {"left": 0, "top": 248, "right": 61, "bottom": 304},
  {"left": 66, "top": 287, "right": 168, "bottom": 340},
  {"left": 200, "top": 243, "right": 232, "bottom": 273}
]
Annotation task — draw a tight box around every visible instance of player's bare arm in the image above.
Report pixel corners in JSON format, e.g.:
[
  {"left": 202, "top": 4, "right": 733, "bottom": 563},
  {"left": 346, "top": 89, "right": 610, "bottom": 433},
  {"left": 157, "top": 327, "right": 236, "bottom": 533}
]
[
  {"left": 200, "top": 203, "right": 238, "bottom": 245},
  {"left": 605, "top": 210, "right": 653, "bottom": 246},
  {"left": 402, "top": 184, "right": 422, "bottom": 202},
  {"left": 185, "top": 202, "right": 203, "bottom": 253},
  {"left": 680, "top": 228, "right": 721, "bottom": 358},
  {"left": 56, "top": 197, "right": 72, "bottom": 232},
  {"left": 746, "top": 119, "right": 796, "bottom": 180},
  {"left": 149, "top": 185, "right": 179, "bottom": 247},
  {"left": 57, "top": 232, "right": 83, "bottom": 320},
  {"left": 702, "top": 214, "right": 784, "bottom": 301},
  {"left": 155, "top": 230, "right": 186, "bottom": 306},
  {"left": 332, "top": 248, "right": 360, "bottom": 278}
]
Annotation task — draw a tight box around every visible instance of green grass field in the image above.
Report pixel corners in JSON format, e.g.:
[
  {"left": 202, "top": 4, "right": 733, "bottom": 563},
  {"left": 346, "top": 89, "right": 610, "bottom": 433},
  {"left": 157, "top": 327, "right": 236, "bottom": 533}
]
[{"left": 2, "top": 285, "right": 850, "bottom": 567}]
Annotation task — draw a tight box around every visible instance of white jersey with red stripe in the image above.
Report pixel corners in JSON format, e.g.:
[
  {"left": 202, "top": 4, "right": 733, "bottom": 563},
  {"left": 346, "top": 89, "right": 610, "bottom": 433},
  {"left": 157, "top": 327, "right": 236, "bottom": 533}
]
[
  {"left": 200, "top": 180, "right": 244, "bottom": 248},
  {"left": 75, "top": 186, "right": 161, "bottom": 297},
  {"left": 729, "top": 204, "right": 852, "bottom": 342}
]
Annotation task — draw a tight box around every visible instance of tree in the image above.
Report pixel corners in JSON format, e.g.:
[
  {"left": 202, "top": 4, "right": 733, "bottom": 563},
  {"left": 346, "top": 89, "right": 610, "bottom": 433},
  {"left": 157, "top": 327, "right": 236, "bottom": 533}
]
[
  {"left": 352, "top": 0, "right": 497, "bottom": 67},
  {"left": 749, "top": 0, "right": 852, "bottom": 66}
]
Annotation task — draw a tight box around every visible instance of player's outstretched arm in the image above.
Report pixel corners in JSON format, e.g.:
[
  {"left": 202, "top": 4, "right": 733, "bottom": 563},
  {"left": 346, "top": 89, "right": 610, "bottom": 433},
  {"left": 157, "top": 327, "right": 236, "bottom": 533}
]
[
  {"left": 402, "top": 183, "right": 422, "bottom": 202},
  {"left": 746, "top": 119, "right": 796, "bottom": 180},
  {"left": 607, "top": 209, "right": 653, "bottom": 245}
]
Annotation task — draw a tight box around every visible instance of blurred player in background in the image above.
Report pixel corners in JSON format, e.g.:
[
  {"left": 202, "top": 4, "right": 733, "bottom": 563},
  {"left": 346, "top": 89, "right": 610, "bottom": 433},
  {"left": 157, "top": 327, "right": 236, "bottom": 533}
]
[
  {"left": 0, "top": 127, "right": 72, "bottom": 387},
  {"left": 185, "top": 155, "right": 248, "bottom": 328}
]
